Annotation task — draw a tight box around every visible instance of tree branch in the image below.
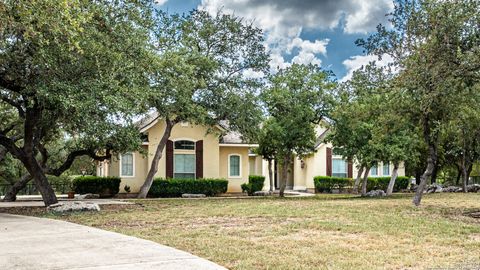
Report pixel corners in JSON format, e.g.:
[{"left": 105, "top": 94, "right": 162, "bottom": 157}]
[{"left": 47, "top": 148, "right": 112, "bottom": 176}]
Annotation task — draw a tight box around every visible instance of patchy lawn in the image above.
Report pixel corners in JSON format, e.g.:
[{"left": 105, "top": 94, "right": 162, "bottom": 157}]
[{"left": 17, "top": 193, "right": 480, "bottom": 269}]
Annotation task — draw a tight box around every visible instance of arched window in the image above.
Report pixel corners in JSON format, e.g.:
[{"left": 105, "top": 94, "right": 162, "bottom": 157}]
[{"left": 174, "top": 140, "right": 195, "bottom": 150}]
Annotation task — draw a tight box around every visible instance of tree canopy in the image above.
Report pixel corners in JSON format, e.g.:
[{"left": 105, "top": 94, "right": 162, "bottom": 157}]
[{"left": 0, "top": 0, "right": 154, "bottom": 205}]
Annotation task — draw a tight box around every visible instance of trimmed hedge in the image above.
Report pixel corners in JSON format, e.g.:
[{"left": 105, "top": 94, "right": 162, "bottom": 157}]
[
  {"left": 314, "top": 176, "right": 353, "bottom": 193},
  {"left": 314, "top": 175, "right": 410, "bottom": 193},
  {"left": 72, "top": 176, "right": 121, "bottom": 197},
  {"left": 366, "top": 176, "right": 409, "bottom": 192},
  {"left": 241, "top": 175, "right": 266, "bottom": 195},
  {"left": 148, "top": 178, "right": 228, "bottom": 198}
]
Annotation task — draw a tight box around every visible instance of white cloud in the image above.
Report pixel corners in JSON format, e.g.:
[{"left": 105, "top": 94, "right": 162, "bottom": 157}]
[
  {"left": 340, "top": 54, "right": 393, "bottom": 82},
  {"left": 292, "top": 52, "right": 322, "bottom": 66},
  {"left": 154, "top": 0, "right": 168, "bottom": 6},
  {"left": 199, "top": 0, "right": 393, "bottom": 73},
  {"left": 199, "top": 0, "right": 393, "bottom": 35},
  {"left": 344, "top": 0, "right": 394, "bottom": 34},
  {"left": 199, "top": 0, "right": 333, "bottom": 72},
  {"left": 243, "top": 68, "right": 265, "bottom": 79}
]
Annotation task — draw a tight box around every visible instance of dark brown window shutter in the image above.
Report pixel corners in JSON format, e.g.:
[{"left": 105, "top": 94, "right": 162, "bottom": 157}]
[
  {"left": 326, "top": 147, "right": 332, "bottom": 177},
  {"left": 166, "top": 140, "right": 174, "bottom": 178},
  {"left": 348, "top": 161, "right": 353, "bottom": 178},
  {"left": 195, "top": 140, "right": 203, "bottom": 179}
]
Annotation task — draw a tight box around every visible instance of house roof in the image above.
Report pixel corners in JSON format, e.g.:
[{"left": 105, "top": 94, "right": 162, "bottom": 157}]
[
  {"left": 135, "top": 113, "right": 253, "bottom": 146},
  {"left": 314, "top": 128, "right": 330, "bottom": 149}
]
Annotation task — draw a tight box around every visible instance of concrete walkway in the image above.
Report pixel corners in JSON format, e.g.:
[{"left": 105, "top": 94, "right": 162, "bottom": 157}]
[{"left": 0, "top": 213, "right": 226, "bottom": 270}]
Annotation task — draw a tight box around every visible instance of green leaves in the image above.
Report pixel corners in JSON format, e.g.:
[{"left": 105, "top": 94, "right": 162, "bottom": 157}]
[
  {"left": 261, "top": 64, "right": 336, "bottom": 160},
  {"left": 148, "top": 10, "right": 269, "bottom": 141}
]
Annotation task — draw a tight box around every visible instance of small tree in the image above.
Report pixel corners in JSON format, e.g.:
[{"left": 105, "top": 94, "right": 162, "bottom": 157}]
[
  {"left": 262, "top": 64, "right": 336, "bottom": 197},
  {"left": 254, "top": 118, "right": 279, "bottom": 193},
  {"left": 137, "top": 10, "right": 269, "bottom": 198}
]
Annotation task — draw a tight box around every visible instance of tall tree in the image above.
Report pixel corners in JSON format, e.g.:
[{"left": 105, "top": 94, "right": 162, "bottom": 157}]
[
  {"left": 357, "top": 0, "right": 480, "bottom": 205},
  {"left": 137, "top": 10, "right": 269, "bottom": 198},
  {"left": 262, "top": 64, "right": 336, "bottom": 197},
  {"left": 327, "top": 64, "right": 387, "bottom": 195},
  {"left": 0, "top": 0, "right": 153, "bottom": 205}
]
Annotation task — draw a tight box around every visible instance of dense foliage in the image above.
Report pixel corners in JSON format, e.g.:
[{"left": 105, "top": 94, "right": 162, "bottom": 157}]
[
  {"left": 314, "top": 176, "right": 353, "bottom": 193},
  {"left": 314, "top": 176, "right": 410, "bottom": 193},
  {"left": 72, "top": 176, "right": 121, "bottom": 198},
  {"left": 241, "top": 175, "right": 266, "bottom": 195},
  {"left": 261, "top": 64, "right": 336, "bottom": 196},
  {"left": 0, "top": 0, "right": 153, "bottom": 205},
  {"left": 137, "top": 10, "right": 269, "bottom": 198},
  {"left": 148, "top": 178, "right": 228, "bottom": 197}
]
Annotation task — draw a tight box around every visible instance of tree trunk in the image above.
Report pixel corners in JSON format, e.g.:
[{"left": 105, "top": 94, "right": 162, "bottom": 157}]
[
  {"left": 462, "top": 165, "right": 468, "bottom": 193},
  {"left": 353, "top": 166, "right": 364, "bottom": 194},
  {"left": 268, "top": 159, "right": 274, "bottom": 193},
  {"left": 386, "top": 162, "right": 399, "bottom": 196},
  {"left": 430, "top": 162, "right": 438, "bottom": 184},
  {"left": 415, "top": 170, "right": 422, "bottom": 185},
  {"left": 412, "top": 144, "right": 437, "bottom": 206},
  {"left": 138, "top": 119, "right": 174, "bottom": 198},
  {"left": 455, "top": 164, "right": 462, "bottom": 186},
  {"left": 25, "top": 156, "right": 58, "bottom": 206},
  {"left": 279, "top": 155, "right": 290, "bottom": 197},
  {"left": 2, "top": 174, "right": 32, "bottom": 202},
  {"left": 361, "top": 166, "right": 371, "bottom": 196}
]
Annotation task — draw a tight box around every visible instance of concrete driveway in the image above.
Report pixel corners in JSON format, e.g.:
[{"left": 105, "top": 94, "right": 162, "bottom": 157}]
[{"left": 0, "top": 213, "right": 226, "bottom": 270}]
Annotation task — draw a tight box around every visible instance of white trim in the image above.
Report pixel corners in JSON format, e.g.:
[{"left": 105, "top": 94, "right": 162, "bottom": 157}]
[
  {"left": 139, "top": 118, "right": 159, "bottom": 133},
  {"left": 220, "top": 143, "right": 259, "bottom": 147},
  {"left": 228, "top": 153, "right": 242, "bottom": 178},
  {"left": 119, "top": 152, "right": 135, "bottom": 178},
  {"left": 173, "top": 137, "right": 197, "bottom": 142}
]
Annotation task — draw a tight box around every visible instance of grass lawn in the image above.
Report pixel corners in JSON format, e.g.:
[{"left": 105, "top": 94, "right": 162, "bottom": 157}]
[{"left": 31, "top": 193, "right": 480, "bottom": 269}]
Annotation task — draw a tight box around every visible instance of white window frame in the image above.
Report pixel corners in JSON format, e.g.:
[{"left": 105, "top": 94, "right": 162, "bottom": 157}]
[
  {"left": 173, "top": 153, "right": 196, "bottom": 179},
  {"left": 383, "top": 162, "right": 390, "bottom": 176},
  {"left": 228, "top": 154, "right": 242, "bottom": 178},
  {"left": 119, "top": 152, "right": 135, "bottom": 178},
  {"left": 332, "top": 156, "right": 348, "bottom": 178}
]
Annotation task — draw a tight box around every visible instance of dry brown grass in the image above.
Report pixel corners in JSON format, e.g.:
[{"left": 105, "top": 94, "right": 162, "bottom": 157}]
[{"left": 30, "top": 193, "right": 480, "bottom": 269}]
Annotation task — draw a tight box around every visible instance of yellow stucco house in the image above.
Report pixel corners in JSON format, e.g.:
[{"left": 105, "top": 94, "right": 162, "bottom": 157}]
[{"left": 96, "top": 114, "right": 405, "bottom": 194}]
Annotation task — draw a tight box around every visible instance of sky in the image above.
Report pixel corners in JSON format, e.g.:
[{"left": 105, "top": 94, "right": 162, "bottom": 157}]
[{"left": 155, "top": 0, "right": 395, "bottom": 82}]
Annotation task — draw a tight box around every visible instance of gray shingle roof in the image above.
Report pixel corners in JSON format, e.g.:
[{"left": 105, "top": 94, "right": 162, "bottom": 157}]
[{"left": 136, "top": 113, "right": 249, "bottom": 145}]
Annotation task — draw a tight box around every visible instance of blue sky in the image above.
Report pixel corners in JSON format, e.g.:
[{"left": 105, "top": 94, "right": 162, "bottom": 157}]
[{"left": 156, "top": 0, "right": 394, "bottom": 81}]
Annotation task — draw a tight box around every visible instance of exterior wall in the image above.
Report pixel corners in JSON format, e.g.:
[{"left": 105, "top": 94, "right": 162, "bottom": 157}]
[
  {"left": 219, "top": 146, "right": 249, "bottom": 192},
  {"left": 293, "top": 143, "right": 329, "bottom": 191},
  {"left": 108, "top": 146, "right": 148, "bottom": 193},
  {"left": 147, "top": 121, "right": 221, "bottom": 180},
  {"left": 294, "top": 141, "right": 407, "bottom": 192},
  {"left": 109, "top": 121, "right": 221, "bottom": 193}
]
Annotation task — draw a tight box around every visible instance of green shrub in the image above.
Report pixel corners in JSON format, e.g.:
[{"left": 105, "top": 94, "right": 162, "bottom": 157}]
[
  {"left": 148, "top": 178, "right": 228, "bottom": 198},
  {"left": 241, "top": 175, "right": 266, "bottom": 195},
  {"left": 72, "top": 176, "right": 121, "bottom": 197},
  {"left": 367, "top": 176, "right": 410, "bottom": 192},
  {"left": 314, "top": 176, "right": 353, "bottom": 193}
]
